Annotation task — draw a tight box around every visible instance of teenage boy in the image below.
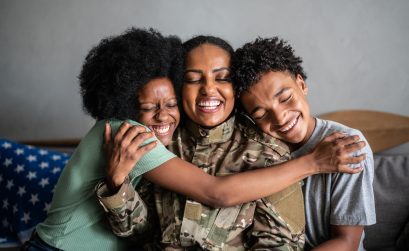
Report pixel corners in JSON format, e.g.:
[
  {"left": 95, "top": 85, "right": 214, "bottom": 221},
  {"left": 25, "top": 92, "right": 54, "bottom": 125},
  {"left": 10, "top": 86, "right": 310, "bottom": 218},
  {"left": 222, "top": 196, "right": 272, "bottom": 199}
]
[{"left": 233, "top": 37, "right": 376, "bottom": 251}]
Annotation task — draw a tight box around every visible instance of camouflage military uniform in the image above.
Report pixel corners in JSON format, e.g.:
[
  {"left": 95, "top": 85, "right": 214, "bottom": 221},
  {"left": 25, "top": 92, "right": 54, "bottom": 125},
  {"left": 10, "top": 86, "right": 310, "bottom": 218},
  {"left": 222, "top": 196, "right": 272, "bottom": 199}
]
[{"left": 97, "top": 116, "right": 305, "bottom": 250}]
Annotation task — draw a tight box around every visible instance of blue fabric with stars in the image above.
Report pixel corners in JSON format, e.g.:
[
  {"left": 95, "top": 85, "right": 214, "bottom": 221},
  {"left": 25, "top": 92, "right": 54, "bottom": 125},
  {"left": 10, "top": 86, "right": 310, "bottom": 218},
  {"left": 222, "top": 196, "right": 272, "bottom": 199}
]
[{"left": 0, "top": 139, "right": 70, "bottom": 247}]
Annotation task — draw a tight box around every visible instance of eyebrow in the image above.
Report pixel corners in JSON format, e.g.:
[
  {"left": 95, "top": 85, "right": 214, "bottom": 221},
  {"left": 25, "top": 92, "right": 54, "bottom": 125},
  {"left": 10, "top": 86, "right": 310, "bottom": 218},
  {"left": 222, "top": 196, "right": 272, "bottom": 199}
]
[
  {"left": 184, "top": 67, "right": 230, "bottom": 74},
  {"left": 184, "top": 69, "right": 202, "bottom": 74},
  {"left": 274, "top": 87, "right": 289, "bottom": 97},
  {"left": 248, "top": 87, "right": 290, "bottom": 115},
  {"left": 139, "top": 97, "right": 177, "bottom": 104},
  {"left": 249, "top": 106, "right": 262, "bottom": 116},
  {"left": 213, "top": 67, "right": 230, "bottom": 73}
]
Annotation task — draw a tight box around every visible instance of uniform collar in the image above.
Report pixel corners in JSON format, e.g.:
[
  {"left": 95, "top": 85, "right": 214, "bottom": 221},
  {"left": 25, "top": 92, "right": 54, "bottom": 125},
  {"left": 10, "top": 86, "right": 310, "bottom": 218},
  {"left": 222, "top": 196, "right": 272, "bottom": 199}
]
[
  {"left": 237, "top": 114, "right": 290, "bottom": 157},
  {"left": 186, "top": 116, "right": 235, "bottom": 145}
]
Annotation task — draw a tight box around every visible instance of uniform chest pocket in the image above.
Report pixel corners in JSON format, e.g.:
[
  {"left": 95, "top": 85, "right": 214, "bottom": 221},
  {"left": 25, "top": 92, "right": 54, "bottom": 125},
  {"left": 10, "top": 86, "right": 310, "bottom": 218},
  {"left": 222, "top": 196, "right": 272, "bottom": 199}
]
[{"left": 264, "top": 182, "right": 305, "bottom": 234}]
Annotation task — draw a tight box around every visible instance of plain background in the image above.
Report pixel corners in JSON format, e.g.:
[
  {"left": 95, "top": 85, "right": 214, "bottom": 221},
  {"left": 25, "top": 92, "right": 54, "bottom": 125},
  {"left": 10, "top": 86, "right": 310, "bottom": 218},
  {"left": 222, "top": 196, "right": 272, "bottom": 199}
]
[{"left": 1, "top": 0, "right": 408, "bottom": 142}]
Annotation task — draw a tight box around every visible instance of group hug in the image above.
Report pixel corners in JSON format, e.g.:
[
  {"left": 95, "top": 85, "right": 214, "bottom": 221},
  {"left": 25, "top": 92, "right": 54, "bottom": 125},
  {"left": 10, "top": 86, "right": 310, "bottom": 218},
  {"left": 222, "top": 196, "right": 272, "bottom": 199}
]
[{"left": 22, "top": 27, "right": 375, "bottom": 251}]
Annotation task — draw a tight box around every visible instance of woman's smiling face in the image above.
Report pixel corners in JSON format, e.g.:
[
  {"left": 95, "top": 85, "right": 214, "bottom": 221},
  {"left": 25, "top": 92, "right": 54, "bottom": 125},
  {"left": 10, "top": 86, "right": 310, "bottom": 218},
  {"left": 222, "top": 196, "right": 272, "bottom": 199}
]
[
  {"left": 182, "top": 43, "right": 235, "bottom": 128},
  {"left": 137, "top": 77, "right": 180, "bottom": 146}
]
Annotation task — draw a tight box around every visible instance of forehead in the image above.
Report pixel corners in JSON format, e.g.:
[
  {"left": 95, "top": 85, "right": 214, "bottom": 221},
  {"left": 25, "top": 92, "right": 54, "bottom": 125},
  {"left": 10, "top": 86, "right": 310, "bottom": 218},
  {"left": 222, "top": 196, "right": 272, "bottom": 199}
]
[
  {"left": 138, "top": 77, "right": 175, "bottom": 99},
  {"left": 240, "top": 71, "right": 296, "bottom": 105},
  {"left": 186, "top": 44, "right": 230, "bottom": 68},
  {"left": 250, "top": 71, "right": 294, "bottom": 93}
]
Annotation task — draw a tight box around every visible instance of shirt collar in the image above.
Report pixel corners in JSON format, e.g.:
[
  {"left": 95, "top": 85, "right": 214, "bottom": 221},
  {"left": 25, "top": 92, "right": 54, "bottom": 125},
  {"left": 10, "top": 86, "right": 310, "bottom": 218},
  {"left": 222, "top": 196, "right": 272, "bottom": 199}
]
[{"left": 186, "top": 116, "right": 235, "bottom": 145}]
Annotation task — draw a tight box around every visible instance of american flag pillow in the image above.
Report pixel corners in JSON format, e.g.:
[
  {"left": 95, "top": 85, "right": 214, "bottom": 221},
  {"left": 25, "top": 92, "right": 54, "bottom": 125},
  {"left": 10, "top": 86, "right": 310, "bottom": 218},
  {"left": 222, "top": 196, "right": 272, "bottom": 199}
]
[{"left": 0, "top": 139, "right": 70, "bottom": 247}]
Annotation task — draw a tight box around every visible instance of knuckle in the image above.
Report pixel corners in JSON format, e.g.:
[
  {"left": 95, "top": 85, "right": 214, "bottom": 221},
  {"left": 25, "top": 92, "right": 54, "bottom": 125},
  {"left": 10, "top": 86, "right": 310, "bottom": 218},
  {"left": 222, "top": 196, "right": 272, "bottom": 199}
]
[
  {"left": 335, "top": 149, "right": 343, "bottom": 157},
  {"left": 114, "top": 133, "right": 122, "bottom": 142},
  {"left": 120, "top": 141, "right": 127, "bottom": 148},
  {"left": 129, "top": 126, "right": 138, "bottom": 133}
]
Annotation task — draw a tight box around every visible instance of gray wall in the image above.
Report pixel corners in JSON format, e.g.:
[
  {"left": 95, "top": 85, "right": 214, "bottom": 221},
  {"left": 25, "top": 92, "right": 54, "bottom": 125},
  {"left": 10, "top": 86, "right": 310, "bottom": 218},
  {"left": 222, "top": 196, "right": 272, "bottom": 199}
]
[{"left": 1, "top": 0, "right": 408, "bottom": 141}]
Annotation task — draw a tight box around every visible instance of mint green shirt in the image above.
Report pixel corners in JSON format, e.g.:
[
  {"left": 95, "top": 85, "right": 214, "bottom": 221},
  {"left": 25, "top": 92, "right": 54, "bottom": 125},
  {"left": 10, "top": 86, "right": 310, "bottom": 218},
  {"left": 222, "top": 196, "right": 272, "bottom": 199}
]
[{"left": 36, "top": 119, "right": 175, "bottom": 250}]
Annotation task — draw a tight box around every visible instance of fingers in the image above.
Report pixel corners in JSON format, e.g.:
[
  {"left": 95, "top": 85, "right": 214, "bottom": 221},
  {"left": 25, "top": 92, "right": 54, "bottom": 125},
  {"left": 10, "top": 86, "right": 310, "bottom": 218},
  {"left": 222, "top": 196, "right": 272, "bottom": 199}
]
[
  {"left": 338, "top": 165, "right": 364, "bottom": 174},
  {"left": 114, "top": 123, "right": 149, "bottom": 149},
  {"left": 135, "top": 140, "right": 157, "bottom": 156},
  {"left": 115, "top": 122, "right": 132, "bottom": 142},
  {"left": 125, "top": 131, "right": 155, "bottom": 154},
  {"left": 333, "top": 135, "right": 361, "bottom": 147},
  {"left": 104, "top": 123, "right": 112, "bottom": 145},
  {"left": 120, "top": 126, "right": 153, "bottom": 148},
  {"left": 323, "top": 132, "right": 348, "bottom": 142},
  {"left": 340, "top": 154, "right": 367, "bottom": 165},
  {"left": 343, "top": 140, "right": 366, "bottom": 154}
]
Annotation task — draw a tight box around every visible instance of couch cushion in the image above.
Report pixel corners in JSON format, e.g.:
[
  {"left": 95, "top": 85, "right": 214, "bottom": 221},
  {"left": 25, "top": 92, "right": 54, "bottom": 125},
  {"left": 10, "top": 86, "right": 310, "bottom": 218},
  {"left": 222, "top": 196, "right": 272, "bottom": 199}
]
[
  {"left": 364, "top": 154, "right": 409, "bottom": 251},
  {"left": 0, "top": 139, "right": 70, "bottom": 247},
  {"left": 396, "top": 219, "right": 409, "bottom": 250}
]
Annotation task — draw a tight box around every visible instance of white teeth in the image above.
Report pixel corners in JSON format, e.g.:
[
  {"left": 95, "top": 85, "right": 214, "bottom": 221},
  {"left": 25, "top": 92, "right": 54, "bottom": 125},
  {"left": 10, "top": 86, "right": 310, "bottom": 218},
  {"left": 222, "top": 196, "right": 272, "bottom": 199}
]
[
  {"left": 151, "top": 124, "right": 170, "bottom": 135},
  {"left": 279, "top": 117, "right": 298, "bottom": 133},
  {"left": 198, "top": 100, "right": 221, "bottom": 109}
]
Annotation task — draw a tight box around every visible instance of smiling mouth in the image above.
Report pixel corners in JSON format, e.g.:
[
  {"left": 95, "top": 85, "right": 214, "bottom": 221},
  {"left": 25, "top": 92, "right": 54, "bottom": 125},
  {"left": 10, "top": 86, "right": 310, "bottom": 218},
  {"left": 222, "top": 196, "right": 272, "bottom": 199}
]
[
  {"left": 278, "top": 114, "right": 300, "bottom": 133},
  {"left": 149, "top": 124, "right": 174, "bottom": 135},
  {"left": 197, "top": 100, "right": 222, "bottom": 112}
]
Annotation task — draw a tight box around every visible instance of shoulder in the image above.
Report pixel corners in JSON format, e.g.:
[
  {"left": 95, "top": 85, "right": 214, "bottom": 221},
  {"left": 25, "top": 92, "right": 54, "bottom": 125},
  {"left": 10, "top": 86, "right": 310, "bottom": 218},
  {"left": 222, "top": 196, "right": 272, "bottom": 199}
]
[
  {"left": 319, "top": 118, "right": 361, "bottom": 135},
  {"left": 235, "top": 118, "right": 290, "bottom": 159},
  {"left": 108, "top": 118, "right": 148, "bottom": 132},
  {"left": 318, "top": 119, "right": 369, "bottom": 146},
  {"left": 314, "top": 118, "right": 374, "bottom": 171}
]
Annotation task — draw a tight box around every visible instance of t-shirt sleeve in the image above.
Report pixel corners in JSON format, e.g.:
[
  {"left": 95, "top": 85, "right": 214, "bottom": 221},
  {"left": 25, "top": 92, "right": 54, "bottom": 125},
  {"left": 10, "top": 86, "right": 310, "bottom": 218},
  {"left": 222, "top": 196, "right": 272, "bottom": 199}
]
[
  {"left": 108, "top": 119, "right": 176, "bottom": 179},
  {"left": 330, "top": 129, "right": 376, "bottom": 226}
]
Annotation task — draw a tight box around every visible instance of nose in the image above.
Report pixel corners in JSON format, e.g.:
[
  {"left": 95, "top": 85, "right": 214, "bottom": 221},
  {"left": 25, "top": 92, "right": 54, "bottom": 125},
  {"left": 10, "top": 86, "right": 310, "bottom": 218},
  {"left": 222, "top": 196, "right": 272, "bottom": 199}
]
[
  {"left": 268, "top": 109, "right": 287, "bottom": 127},
  {"left": 155, "top": 108, "right": 169, "bottom": 122},
  {"left": 199, "top": 78, "right": 216, "bottom": 95}
]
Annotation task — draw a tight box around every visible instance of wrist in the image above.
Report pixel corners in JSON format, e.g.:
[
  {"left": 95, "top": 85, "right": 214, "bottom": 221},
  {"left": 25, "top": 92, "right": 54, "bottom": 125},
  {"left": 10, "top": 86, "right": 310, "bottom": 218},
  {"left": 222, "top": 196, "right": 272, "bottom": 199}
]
[
  {"left": 300, "top": 153, "right": 319, "bottom": 175},
  {"left": 106, "top": 174, "right": 126, "bottom": 193}
]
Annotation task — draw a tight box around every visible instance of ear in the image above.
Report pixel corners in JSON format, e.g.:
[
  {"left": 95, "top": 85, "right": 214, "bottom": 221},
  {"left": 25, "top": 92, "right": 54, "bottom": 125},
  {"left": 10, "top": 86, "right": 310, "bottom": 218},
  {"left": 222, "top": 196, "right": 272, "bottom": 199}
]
[{"left": 295, "top": 74, "right": 308, "bottom": 95}]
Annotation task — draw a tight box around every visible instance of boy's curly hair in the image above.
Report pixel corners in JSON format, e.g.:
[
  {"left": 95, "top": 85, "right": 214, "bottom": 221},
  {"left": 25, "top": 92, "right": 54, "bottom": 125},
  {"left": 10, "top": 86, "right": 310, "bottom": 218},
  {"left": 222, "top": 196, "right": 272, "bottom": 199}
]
[
  {"left": 232, "top": 37, "right": 307, "bottom": 97},
  {"left": 79, "top": 28, "right": 184, "bottom": 120}
]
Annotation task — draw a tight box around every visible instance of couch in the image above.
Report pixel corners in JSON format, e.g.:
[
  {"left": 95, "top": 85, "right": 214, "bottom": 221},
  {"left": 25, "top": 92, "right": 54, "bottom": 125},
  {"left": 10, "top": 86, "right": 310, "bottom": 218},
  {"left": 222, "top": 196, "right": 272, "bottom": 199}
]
[{"left": 1, "top": 110, "right": 409, "bottom": 250}]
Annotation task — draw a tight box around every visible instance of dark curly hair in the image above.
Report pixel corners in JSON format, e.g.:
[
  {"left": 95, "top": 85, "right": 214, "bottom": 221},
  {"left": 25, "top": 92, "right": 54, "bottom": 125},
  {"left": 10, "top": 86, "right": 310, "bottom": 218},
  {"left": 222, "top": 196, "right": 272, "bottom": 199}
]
[
  {"left": 79, "top": 27, "right": 184, "bottom": 120},
  {"left": 232, "top": 37, "right": 307, "bottom": 97}
]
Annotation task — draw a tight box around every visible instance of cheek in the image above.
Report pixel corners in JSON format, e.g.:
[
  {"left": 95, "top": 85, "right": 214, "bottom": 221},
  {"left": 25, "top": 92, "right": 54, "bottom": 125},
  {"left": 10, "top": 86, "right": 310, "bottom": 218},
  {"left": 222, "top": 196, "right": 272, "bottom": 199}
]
[
  {"left": 222, "top": 85, "right": 235, "bottom": 100},
  {"left": 258, "top": 121, "right": 271, "bottom": 133},
  {"left": 137, "top": 113, "right": 154, "bottom": 125},
  {"left": 182, "top": 86, "right": 198, "bottom": 108},
  {"left": 171, "top": 109, "right": 181, "bottom": 125}
]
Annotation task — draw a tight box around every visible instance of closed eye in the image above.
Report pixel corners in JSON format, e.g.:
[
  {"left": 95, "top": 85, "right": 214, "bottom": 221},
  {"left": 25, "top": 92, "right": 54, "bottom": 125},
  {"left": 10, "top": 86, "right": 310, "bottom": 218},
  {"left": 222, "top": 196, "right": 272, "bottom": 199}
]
[
  {"left": 140, "top": 107, "right": 156, "bottom": 112},
  {"left": 216, "top": 77, "right": 232, "bottom": 82},
  {"left": 167, "top": 103, "right": 178, "bottom": 108},
  {"left": 184, "top": 78, "right": 201, "bottom": 84},
  {"left": 280, "top": 94, "right": 293, "bottom": 103},
  {"left": 252, "top": 110, "right": 267, "bottom": 120}
]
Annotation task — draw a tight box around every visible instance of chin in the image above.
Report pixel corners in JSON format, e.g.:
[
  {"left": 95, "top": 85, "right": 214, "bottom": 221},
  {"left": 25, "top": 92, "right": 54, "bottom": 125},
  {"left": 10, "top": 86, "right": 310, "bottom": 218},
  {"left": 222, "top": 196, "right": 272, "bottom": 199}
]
[{"left": 157, "top": 136, "right": 170, "bottom": 146}]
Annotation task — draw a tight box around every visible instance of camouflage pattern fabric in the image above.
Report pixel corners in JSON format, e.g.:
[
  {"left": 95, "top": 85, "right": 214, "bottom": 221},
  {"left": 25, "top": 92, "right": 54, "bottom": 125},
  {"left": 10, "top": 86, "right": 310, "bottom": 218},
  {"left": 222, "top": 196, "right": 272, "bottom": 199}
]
[
  {"left": 157, "top": 116, "right": 305, "bottom": 250},
  {"left": 96, "top": 176, "right": 161, "bottom": 246},
  {"left": 96, "top": 116, "right": 305, "bottom": 250}
]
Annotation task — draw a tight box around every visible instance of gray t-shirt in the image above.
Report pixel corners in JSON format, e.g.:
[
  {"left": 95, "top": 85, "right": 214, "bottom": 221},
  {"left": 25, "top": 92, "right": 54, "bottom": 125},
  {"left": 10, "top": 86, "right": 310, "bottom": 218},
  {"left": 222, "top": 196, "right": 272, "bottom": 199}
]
[{"left": 291, "top": 118, "right": 376, "bottom": 250}]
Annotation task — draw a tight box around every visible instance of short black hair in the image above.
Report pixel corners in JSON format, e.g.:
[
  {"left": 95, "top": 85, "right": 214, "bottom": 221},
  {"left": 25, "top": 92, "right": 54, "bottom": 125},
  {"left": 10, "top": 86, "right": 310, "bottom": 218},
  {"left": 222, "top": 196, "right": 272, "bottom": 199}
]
[
  {"left": 232, "top": 37, "right": 307, "bottom": 97},
  {"left": 79, "top": 27, "right": 184, "bottom": 120}
]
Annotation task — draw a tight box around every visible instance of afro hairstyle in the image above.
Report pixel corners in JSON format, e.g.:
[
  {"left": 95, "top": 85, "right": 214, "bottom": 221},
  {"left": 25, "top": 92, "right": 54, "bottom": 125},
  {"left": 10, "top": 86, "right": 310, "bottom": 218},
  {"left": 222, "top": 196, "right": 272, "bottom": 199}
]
[
  {"left": 79, "top": 27, "right": 184, "bottom": 120},
  {"left": 232, "top": 36, "right": 307, "bottom": 97}
]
